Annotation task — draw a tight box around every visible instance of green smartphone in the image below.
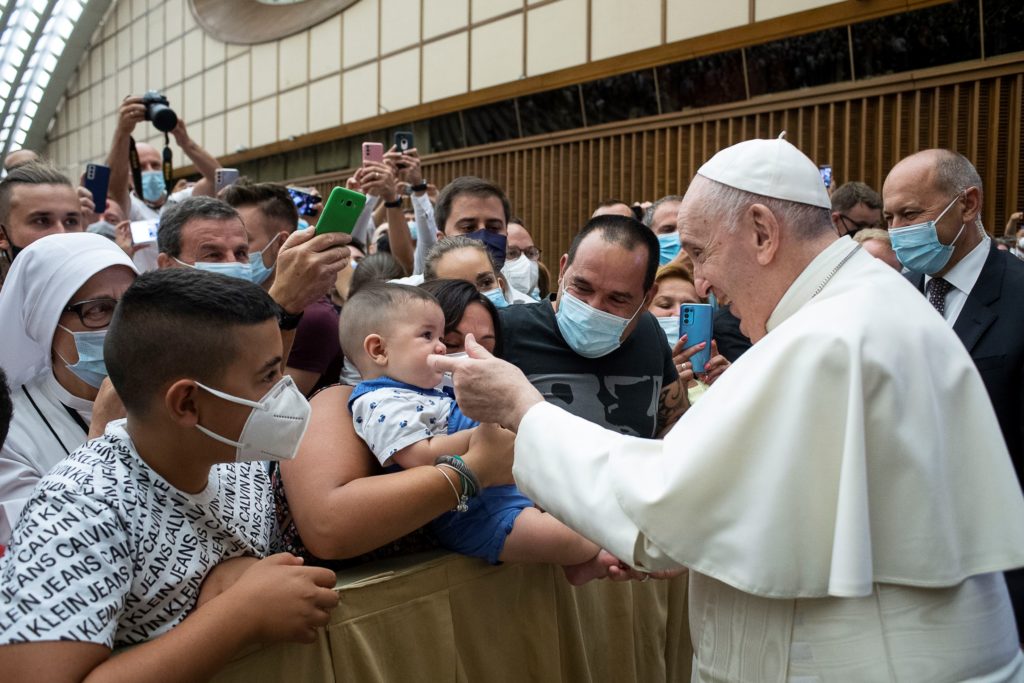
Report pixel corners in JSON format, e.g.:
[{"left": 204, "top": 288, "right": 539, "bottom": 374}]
[{"left": 314, "top": 186, "right": 367, "bottom": 235}]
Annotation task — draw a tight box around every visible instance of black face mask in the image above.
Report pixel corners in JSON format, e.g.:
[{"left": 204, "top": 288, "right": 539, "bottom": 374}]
[{"left": 0, "top": 226, "right": 22, "bottom": 263}]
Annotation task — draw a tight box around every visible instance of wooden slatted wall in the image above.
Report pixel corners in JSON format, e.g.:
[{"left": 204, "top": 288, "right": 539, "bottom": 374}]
[{"left": 296, "top": 62, "right": 1024, "bottom": 270}]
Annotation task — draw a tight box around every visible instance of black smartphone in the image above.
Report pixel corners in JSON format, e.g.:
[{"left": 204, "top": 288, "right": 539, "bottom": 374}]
[
  {"left": 394, "top": 131, "right": 414, "bottom": 153},
  {"left": 84, "top": 163, "right": 110, "bottom": 213},
  {"left": 288, "top": 187, "right": 319, "bottom": 217}
]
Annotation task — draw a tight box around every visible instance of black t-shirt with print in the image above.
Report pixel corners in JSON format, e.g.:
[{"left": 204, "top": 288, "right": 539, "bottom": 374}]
[{"left": 499, "top": 301, "right": 677, "bottom": 438}]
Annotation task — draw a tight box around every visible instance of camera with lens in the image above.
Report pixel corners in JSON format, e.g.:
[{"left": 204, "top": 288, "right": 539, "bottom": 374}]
[{"left": 142, "top": 90, "right": 178, "bottom": 133}]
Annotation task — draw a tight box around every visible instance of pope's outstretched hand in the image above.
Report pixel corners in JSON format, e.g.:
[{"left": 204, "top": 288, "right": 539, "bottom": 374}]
[{"left": 429, "top": 334, "right": 544, "bottom": 432}]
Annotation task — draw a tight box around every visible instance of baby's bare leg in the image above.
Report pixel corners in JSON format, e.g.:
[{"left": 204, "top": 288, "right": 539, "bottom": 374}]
[{"left": 498, "top": 507, "right": 599, "bottom": 565}]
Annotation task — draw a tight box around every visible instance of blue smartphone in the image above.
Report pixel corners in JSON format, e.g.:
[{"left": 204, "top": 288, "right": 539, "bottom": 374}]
[
  {"left": 84, "top": 163, "right": 110, "bottom": 213},
  {"left": 679, "top": 303, "right": 713, "bottom": 374}
]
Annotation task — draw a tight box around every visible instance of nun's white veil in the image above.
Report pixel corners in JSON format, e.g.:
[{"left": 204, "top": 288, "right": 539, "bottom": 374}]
[{"left": 0, "top": 232, "right": 137, "bottom": 388}]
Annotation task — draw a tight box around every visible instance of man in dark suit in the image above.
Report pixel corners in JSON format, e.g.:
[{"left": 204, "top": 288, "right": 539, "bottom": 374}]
[{"left": 884, "top": 148, "right": 1024, "bottom": 631}]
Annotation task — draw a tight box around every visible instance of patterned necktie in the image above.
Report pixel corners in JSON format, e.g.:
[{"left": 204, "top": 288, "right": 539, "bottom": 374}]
[{"left": 926, "top": 277, "right": 953, "bottom": 315}]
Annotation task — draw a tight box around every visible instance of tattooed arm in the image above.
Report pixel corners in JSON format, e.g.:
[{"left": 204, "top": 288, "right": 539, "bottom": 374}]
[{"left": 655, "top": 378, "right": 689, "bottom": 438}]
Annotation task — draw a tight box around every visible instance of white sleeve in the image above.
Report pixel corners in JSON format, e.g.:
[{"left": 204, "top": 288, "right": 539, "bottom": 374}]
[
  {"left": 513, "top": 402, "right": 680, "bottom": 572},
  {"left": 0, "top": 440, "right": 41, "bottom": 544},
  {"left": 411, "top": 192, "right": 438, "bottom": 275},
  {"left": 0, "top": 488, "right": 131, "bottom": 647},
  {"left": 351, "top": 391, "right": 449, "bottom": 467},
  {"left": 350, "top": 194, "right": 380, "bottom": 247}
]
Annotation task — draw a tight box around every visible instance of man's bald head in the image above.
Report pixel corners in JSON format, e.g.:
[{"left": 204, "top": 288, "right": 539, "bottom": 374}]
[{"left": 888, "top": 149, "right": 983, "bottom": 203}]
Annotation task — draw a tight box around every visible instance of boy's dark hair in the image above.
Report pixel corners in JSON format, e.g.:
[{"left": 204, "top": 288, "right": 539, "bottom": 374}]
[
  {"left": 221, "top": 179, "right": 299, "bottom": 233},
  {"left": 0, "top": 367, "right": 12, "bottom": 447},
  {"left": 158, "top": 196, "right": 241, "bottom": 258},
  {"left": 105, "top": 268, "right": 281, "bottom": 415},
  {"left": 348, "top": 252, "right": 407, "bottom": 298},
  {"left": 567, "top": 214, "right": 660, "bottom": 292},
  {"left": 338, "top": 283, "right": 439, "bottom": 366},
  {"left": 419, "top": 279, "right": 504, "bottom": 358},
  {"left": 0, "top": 161, "right": 72, "bottom": 223},
  {"left": 434, "top": 176, "right": 511, "bottom": 234},
  {"left": 830, "top": 181, "right": 882, "bottom": 213}
]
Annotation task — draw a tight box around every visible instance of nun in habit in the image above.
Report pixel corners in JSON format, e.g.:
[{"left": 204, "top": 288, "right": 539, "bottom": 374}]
[{"left": 0, "top": 232, "right": 137, "bottom": 543}]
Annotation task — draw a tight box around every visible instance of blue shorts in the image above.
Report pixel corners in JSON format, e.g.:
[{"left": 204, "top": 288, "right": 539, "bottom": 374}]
[{"left": 429, "top": 485, "right": 533, "bottom": 564}]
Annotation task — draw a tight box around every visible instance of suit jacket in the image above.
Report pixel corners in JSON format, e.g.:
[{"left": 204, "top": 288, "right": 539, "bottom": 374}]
[{"left": 907, "top": 243, "right": 1024, "bottom": 484}]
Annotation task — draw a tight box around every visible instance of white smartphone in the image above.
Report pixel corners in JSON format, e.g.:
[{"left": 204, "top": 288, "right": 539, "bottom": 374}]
[
  {"left": 215, "top": 168, "right": 239, "bottom": 193},
  {"left": 129, "top": 219, "right": 158, "bottom": 245}
]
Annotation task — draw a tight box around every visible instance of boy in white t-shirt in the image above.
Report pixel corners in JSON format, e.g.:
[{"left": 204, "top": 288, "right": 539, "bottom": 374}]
[{"left": 0, "top": 268, "right": 338, "bottom": 681}]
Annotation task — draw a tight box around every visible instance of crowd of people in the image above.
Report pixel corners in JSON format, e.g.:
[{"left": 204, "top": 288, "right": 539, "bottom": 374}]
[{"left": 0, "top": 89, "right": 1021, "bottom": 681}]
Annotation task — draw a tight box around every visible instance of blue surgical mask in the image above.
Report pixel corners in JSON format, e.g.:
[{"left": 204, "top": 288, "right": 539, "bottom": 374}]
[
  {"left": 175, "top": 257, "right": 253, "bottom": 281},
  {"left": 57, "top": 326, "right": 108, "bottom": 388},
  {"left": 141, "top": 170, "right": 166, "bottom": 203},
  {"left": 889, "top": 195, "right": 966, "bottom": 275},
  {"left": 657, "top": 232, "right": 681, "bottom": 265},
  {"left": 297, "top": 218, "right": 310, "bottom": 230},
  {"left": 482, "top": 287, "right": 509, "bottom": 309},
  {"left": 466, "top": 229, "right": 508, "bottom": 270},
  {"left": 657, "top": 315, "right": 681, "bottom": 346},
  {"left": 555, "top": 285, "right": 645, "bottom": 358},
  {"left": 248, "top": 234, "right": 281, "bottom": 285}
]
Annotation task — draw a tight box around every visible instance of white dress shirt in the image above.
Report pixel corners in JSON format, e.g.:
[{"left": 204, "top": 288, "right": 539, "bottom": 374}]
[{"left": 924, "top": 236, "right": 990, "bottom": 325}]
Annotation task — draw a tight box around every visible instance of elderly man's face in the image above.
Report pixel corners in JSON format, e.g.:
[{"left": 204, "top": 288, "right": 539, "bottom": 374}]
[
  {"left": 882, "top": 158, "right": 971, "bottom": 241},
  {"left": 174, "top": 217, "right": 249, "bottom": 265},
  {"left": 678, "top": 182, "right": 766, "bottom": 341},
  {"left": 557, "top": 232, "right": 651, "bottom": 341}
]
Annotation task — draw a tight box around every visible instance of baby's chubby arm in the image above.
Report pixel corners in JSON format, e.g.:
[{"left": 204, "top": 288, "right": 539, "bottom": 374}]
[{"left": 391, "top": 428, "right": 475, "bottom": 469}]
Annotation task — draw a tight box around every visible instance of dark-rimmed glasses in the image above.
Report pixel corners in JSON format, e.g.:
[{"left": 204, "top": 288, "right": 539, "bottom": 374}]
[{"left": 62, "top": 297, "right": 118, "bottom": 329}]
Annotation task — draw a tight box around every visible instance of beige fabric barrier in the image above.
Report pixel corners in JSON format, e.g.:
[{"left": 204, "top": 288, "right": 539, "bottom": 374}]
[{"left": 212, "top": 551, "right": 692, "bottom": 683}]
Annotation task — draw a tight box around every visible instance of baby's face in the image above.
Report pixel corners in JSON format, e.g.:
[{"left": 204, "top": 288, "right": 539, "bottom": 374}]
[{"left": 383, "top": 300, "right": 448, "bottom": 389}]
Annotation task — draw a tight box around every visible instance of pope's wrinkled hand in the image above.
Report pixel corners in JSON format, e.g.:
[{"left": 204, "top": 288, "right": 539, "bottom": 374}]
[{"left": 429, "top": 334, "right": 543, "bottom": 432}]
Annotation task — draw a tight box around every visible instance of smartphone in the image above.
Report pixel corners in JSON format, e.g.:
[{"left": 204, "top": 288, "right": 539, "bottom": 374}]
[
  {"left": 315, "top": 186, "right": 367, "bottom": 235},
  {"left": 362, "top": 142, "right": 384, "bottom": 164},
  {"left": 819, "top": 164, "right": 832, "bottom": 189},
  {"left": 129, "top": 219, "right": 158, "bottom": 245},
  {"left": 84, "top": 163, "right": 110, "bottom": 213},
  {"left": 679, "top": 303, "right": 714, "bottom": 374},
  {"left": 287, "top": 187, "right": 319, "bottom": 217},
  {"left": 394, "top": 131, "right": 414, "bottom": 153},
  {"left": 215, "top": 168, "right": 239, "bottom": 193}
]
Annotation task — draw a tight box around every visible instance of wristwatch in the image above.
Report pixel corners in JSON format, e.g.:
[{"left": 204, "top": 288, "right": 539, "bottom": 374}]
[
  {"left": 278, "top": 309, "right": 304, "bottom": 330},
  {"left": 410, "top": 182, "right": 428, "bottom": 193},
  {"left": 383, "top": 198, "right": 403, "bottom": 208}
]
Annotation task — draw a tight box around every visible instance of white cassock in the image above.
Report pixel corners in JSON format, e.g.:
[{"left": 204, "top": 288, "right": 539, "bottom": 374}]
[{"left": 514, "top": 237, "right": 1024, "bottom": 682}]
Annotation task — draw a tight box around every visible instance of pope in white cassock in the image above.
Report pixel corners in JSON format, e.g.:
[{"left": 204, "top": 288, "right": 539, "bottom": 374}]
[{"left": 433, "top": 137, "right": 1024, "bottom": 682}]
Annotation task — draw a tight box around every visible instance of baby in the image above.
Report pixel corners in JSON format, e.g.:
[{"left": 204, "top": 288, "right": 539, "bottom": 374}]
[{"left": 340, "top": 283, "right": 608, "bottom": 584}]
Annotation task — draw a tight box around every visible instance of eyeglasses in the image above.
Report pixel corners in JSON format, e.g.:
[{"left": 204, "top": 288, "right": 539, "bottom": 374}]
[
  {"left": 506, "top": 245, "right": 542, "bottom": 261},
  {"left": 838, "top": 214, "right": 883, "bottom": 236},
  {"left": 62, "top": 297, "right": 119, "bottom": 329}
]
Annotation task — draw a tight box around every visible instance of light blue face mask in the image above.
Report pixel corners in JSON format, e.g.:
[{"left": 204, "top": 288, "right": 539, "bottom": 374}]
[
  {"left": 657, "top": 232, "right": 681, "bottom": 266},
  {"left": 248, "top": 234, "right": 281, "bottom": 285},
  {"left": 297, "top": 218, "right": 310, "bottom": 230},
  {"left": 889, "top": 195, "right": 966, "bottom": 275},
  {"left": 175, "top": 257, "right": 253, "bottom": 282},
  {"left": 555, "top": 286, "right": 645, "bottom": 358},
  {"left": 656, "top": 315, "right": 681, "bottom": 347},
  {"left": 140, "top": 170, "right": 166, "bottom": 203},
  {"left": 482, "top": 287, "right": 509, "bottom": 309},
  {"left": 57, "top": 326, "right": 108, "bottom": 388}
]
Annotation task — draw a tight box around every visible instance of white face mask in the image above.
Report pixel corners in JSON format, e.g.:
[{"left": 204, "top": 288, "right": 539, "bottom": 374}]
[
  {"left": 194, "top": 375, "right": 311, "bottom": 462},
  {"left": 501, "top": 254, "right": 539, "bottom": 294},
  {"left": 1018, "top": 237, "right": 1024, "bottom": 250}
]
